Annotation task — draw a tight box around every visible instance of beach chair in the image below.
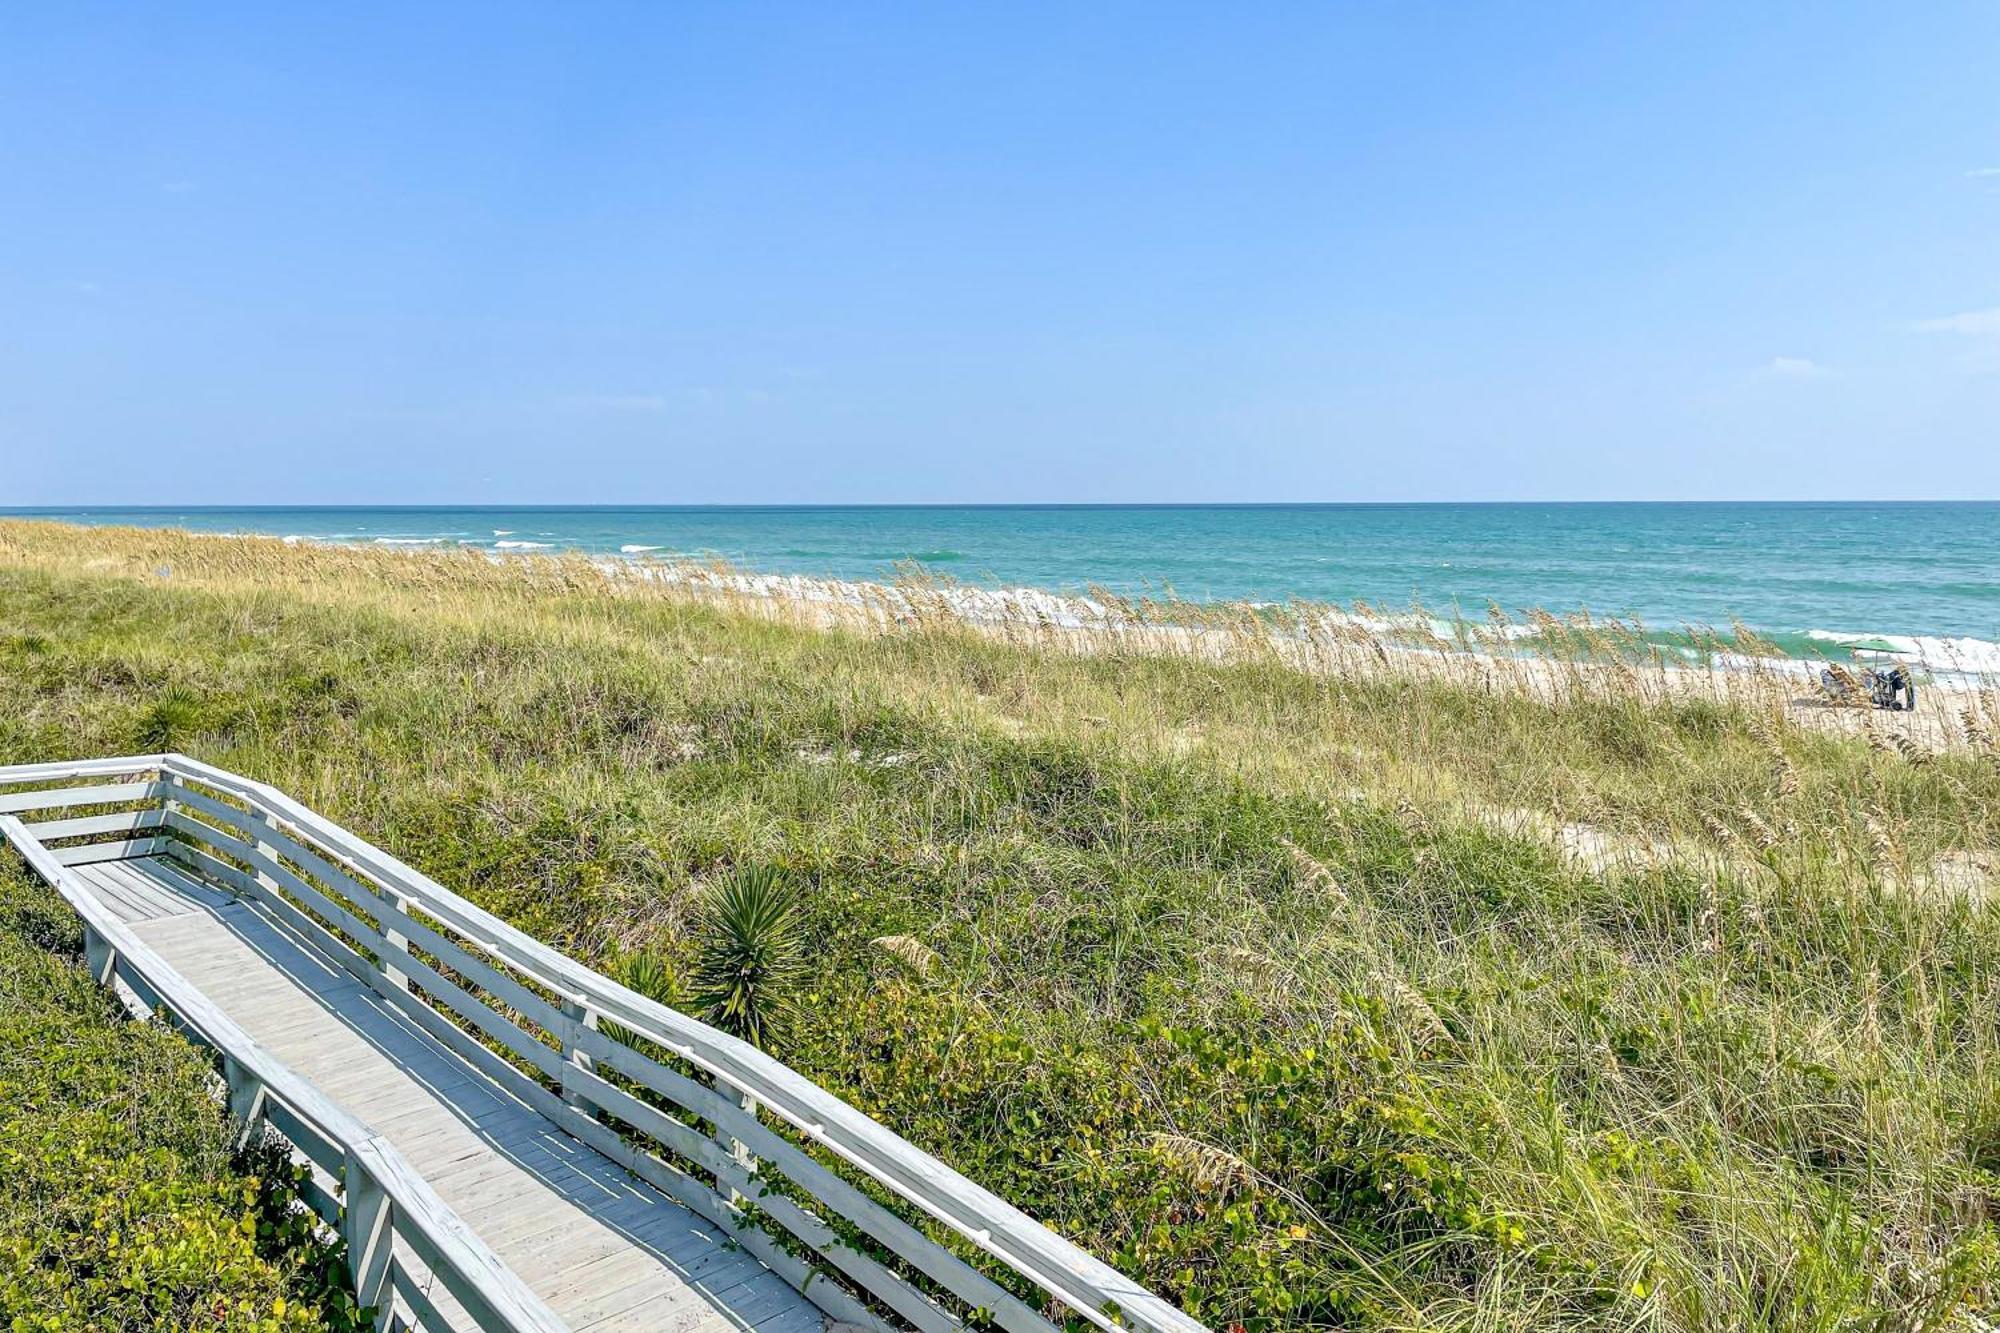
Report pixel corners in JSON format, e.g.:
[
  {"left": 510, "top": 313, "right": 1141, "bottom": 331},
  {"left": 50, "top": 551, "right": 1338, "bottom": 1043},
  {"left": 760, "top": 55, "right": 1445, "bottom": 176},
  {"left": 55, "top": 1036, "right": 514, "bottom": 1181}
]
[{"left": 1817, "top": 663, "right": 1863, "bottom": 706}]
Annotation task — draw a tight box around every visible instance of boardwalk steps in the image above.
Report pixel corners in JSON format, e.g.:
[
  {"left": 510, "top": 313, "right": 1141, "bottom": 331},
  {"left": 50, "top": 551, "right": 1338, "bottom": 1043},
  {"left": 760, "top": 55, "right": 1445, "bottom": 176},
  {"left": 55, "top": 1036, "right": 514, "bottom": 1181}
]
[{"left": 1, "top": 754, "right": 1207, "bottom": 1333}]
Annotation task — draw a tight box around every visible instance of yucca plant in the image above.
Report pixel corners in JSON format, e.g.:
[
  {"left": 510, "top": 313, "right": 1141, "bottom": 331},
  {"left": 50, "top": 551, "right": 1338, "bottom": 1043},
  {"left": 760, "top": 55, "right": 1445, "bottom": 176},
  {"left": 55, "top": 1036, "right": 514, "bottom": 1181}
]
[{"left": 691, "top": 864, "right": 803, "bottom": 1050}]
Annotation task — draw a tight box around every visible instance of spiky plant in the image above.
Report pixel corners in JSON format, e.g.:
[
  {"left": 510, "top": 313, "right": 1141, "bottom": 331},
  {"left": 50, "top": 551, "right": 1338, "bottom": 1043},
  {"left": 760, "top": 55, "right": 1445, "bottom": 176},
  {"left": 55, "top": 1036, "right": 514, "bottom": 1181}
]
[
  {"left": 616, "top": 948, "right": 681, "bottom": 1007},
  {"left": 135, "top": 683, "right": 204, "bottom": 750},
  {"left": 691, "top": 864, "right": 803, "bottom": 1050},
  {"left": 600, "top": 947, "right": 683, "bottom": 1056}
]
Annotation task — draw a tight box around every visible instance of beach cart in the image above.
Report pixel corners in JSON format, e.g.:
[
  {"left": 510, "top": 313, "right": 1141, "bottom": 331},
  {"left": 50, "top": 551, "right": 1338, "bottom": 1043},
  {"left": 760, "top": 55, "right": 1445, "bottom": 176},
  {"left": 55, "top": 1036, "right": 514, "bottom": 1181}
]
[{"left": 1818, "top": 636, "right": 1918, "bottom": 711}]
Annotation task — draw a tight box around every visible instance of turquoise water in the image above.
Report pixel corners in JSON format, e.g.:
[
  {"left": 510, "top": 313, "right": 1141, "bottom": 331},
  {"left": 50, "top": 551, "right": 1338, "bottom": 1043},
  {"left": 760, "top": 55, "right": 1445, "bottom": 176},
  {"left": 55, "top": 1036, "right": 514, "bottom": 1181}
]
[{"left": 8, "top": 503, "right": 1997, "bottom": 664}]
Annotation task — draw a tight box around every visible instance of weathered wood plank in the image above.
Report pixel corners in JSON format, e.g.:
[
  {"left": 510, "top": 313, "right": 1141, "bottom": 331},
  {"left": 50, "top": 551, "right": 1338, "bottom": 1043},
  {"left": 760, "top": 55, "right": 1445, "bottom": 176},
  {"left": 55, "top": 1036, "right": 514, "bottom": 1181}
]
[
  {"left": 0, "top": 781, "right": 163, "bottom": 815},
  {"left": 94, "top": 859, "right": 196, "bottom": 917},
  {"left": 72, "top": 864, "right": 166, "bottom": 923},
  {"left": 24, "top": 808, "right": 165, "bottom": 841},
  {"left": 53, "top": 835, "right": 171, "bottom": 866},
  {"left": 126, "top": 854, "right": 235, "bottom": 910}
]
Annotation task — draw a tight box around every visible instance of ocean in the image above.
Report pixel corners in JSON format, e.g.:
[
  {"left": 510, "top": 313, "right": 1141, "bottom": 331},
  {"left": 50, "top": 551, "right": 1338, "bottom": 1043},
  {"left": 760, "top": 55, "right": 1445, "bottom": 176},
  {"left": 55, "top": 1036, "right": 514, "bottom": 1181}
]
[{"left": 8, "top": 503, "right": 1998, "bottom": 669}]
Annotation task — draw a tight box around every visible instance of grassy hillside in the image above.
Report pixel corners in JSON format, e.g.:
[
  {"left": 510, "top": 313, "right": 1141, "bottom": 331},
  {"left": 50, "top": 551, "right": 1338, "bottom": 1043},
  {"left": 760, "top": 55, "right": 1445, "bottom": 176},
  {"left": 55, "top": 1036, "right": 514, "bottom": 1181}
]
[{"left": 2, "top": 522, "right": 1999, "bottom": 1329}]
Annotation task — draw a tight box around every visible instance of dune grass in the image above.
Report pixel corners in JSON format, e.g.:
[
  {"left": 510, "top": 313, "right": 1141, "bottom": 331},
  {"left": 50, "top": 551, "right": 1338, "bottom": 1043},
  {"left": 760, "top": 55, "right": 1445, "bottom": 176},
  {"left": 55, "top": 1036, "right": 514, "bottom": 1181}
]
[{"left": 2, "top": 521, "right": 1999, "bottom": 1329}]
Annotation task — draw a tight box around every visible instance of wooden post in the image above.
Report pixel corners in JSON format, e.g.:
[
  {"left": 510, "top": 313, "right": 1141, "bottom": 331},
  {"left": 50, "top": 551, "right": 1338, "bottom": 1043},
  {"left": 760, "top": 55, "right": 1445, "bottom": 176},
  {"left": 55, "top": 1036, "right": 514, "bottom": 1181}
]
[
  {"left": 162, "top": 775, "right": 206, "bottom": 883},
  {"left": 223, "top": 1055, "right": 263, "bottom": 1142},
  {"left": 342, "top": 1151, "right": 394, "bottom": 1330},
  {"left": 247, "top": 809, "right": 284, "bottom": 907},
  {"left": 726, "top": 1093, "right": 760, "bottom": 1210},
  {"left": 380, "top": 892, "right": 411, "bottom": 992},
  {"left": 83, "top": 924, "right": 114, "bottom": 984},
  {"left": 562, "top": 1000, "right": 599, "bottom": 1119}
]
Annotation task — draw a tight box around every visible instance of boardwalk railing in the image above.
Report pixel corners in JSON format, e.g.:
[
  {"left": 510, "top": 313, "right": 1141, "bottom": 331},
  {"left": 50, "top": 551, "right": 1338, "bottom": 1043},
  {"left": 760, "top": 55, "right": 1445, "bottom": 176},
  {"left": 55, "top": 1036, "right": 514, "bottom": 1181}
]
[{"left": 0, "top": 754, "right": 1208, "bottom": 1333}]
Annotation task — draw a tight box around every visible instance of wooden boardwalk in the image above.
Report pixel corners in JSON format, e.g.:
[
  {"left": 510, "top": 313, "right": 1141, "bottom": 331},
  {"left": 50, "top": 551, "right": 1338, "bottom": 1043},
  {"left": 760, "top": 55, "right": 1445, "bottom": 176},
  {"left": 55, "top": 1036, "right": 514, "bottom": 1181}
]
[
  {"left": 72, "top": 856, "right": 822, "bottom": 1333},
  {"left": 2, "top": 754, "right": 1206, "bottom": 1333}
]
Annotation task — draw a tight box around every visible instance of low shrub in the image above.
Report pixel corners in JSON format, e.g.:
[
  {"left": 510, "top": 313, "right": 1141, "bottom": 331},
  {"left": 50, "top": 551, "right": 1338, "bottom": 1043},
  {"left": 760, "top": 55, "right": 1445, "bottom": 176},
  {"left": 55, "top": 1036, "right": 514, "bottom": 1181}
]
[{"left": 0, "top": 865, "right": 342, "bottom": 1330}]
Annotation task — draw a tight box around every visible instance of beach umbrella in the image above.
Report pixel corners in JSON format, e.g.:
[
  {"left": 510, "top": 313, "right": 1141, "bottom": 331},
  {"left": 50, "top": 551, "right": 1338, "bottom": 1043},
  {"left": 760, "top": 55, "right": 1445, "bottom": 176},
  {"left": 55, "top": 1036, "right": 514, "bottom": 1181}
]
[{"left": 1838, "top": 636, "right": 1904, "bottom": 654}]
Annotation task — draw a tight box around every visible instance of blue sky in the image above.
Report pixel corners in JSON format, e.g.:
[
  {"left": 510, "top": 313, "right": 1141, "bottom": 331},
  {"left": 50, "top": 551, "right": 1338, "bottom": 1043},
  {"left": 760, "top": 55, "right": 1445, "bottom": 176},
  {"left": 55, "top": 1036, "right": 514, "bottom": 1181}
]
[{"left": 2, "top": 4, "right": 1996, "bottom": 504}]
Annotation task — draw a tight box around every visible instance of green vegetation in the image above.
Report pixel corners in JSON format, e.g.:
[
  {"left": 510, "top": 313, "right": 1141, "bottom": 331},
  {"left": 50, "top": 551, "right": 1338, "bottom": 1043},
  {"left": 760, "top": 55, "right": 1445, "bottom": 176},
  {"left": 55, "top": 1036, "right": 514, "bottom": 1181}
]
[
  {"left": 691, "top": 864, "right": 805, "bottom": 1049},
  {"left": 2, "top": 521, "right": 1999, "bottom": 1329},
  {"left": 0, "top": 862, "right": 344, "bottom": 1330}
]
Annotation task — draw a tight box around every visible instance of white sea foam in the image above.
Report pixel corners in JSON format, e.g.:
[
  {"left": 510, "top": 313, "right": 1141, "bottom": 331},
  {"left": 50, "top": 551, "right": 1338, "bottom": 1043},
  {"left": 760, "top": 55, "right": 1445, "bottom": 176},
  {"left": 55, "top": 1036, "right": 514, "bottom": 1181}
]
[
  {"left": 1804, "top": 630, "right": 2000, "bottom": 674},
  {"left": 609, "top": 561, "right": 1538, "bottom": 645},
  {"left": 591, "top": 559, "right": 2000, "bottom": 692},
  {"left": 230, "top": 527, "right": 2000, "bottom": 692}
]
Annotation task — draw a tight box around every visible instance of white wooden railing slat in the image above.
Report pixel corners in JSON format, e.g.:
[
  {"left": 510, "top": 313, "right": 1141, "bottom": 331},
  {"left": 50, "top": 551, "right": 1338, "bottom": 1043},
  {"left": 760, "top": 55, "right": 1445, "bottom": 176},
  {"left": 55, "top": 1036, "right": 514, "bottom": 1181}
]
[
  {"left": 0, "top": 780, "right": 165, "bottom": 815},
  {"left": 24, "top": 808, "right": 166, "bottom": 840}
]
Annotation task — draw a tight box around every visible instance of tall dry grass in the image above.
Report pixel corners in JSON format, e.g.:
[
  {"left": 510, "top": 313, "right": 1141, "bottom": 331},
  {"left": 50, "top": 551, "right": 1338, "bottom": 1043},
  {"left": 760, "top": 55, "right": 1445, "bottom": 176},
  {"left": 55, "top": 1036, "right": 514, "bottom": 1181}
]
[{"left": 5, "top": 519, "right": 1990, "bottom": 754}]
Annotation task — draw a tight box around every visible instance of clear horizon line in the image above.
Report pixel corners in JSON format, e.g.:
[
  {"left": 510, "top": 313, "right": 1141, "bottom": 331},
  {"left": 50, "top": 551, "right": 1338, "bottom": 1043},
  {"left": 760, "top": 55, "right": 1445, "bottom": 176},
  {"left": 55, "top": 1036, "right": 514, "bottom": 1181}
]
[{"left": 6, "top": 498, "right": 1997, "bottom": 512}]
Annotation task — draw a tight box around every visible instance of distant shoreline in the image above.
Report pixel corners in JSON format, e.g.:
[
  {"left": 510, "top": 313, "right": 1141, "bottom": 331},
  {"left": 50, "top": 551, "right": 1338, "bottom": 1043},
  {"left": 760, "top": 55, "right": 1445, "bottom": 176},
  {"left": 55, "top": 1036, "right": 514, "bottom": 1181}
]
[
  {"left": 14, "top": 502, "right": 2000, "bottom": 671},
  {"left": 5, "top": 517, "right": 1989, "bottom": 754},
  {"left": 10, "top": 499, "right": 1998, "bottom": 510}
]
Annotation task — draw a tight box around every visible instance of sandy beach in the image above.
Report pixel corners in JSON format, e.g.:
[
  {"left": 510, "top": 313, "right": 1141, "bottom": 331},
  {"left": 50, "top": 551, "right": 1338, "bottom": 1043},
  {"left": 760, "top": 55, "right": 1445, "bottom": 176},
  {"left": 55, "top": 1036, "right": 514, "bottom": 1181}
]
[
  {"left": 606, "top": 553, "right": 1997, "bottom": 753},
  {"left": 6, "top": 517, "right": 1991, "bottom": 754}
]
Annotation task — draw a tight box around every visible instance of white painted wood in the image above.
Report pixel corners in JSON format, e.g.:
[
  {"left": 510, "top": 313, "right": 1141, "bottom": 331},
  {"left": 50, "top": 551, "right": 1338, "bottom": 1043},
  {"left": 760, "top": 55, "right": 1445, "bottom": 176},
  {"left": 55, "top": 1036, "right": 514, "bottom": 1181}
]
[
  {"left": 23, "top": 808, "right": 165, "bottom": 840},
  {"left": 54, "top": 835, "right": 171, "bottom": 866},
  {"left": 375, "top": 900, "right": 568, "bottom": 1035},
  {"left": 0, "top": 757, "right": 1209, "bottom": 1333},
  {"left": 561, "top": 999, "right": 599, "bottom": 1121},
  {"left": 0, "top": 756, "right": 166, "bottom": 787},
  {"left": 167, "top": 777, "right": 392, "bottom": 915},
  {"left": 105, "top": 865, "right": 805, "bottom": 1327},
  {"left": 0, "top": 780, "right": 164, "bottom": 814},
  {"left": 393, "top": 1257, "right": 463, "bottom": 1333},
  {"left": 345, "top": 1146, "right": 396, "bottom": 1322},
  {"left": 162, "top": 753, "right": 1197, "bottom": 1332}
]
